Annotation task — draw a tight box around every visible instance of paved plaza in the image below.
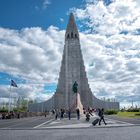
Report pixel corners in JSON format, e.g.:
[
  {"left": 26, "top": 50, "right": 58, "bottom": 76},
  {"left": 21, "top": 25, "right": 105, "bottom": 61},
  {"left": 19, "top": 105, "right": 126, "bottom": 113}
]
[
  {"left": 34, "top": 115, "right": 135, "bottom": 129},
  {"left": 0, "top": 115, "right": 140, "bottom": 140}
]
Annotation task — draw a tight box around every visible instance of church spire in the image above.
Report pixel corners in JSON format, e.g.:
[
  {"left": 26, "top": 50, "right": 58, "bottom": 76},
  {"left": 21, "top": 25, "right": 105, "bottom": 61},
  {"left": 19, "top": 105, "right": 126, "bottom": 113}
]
[{"left": 65, "top": 13, "right": 79, "bottom": 40}]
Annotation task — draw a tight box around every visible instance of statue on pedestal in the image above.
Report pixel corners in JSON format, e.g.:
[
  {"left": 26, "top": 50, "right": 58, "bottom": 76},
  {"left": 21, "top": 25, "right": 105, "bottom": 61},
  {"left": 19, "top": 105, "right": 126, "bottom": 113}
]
[{"left": 72, "top": 81, "right": 78, "bottom": 93}]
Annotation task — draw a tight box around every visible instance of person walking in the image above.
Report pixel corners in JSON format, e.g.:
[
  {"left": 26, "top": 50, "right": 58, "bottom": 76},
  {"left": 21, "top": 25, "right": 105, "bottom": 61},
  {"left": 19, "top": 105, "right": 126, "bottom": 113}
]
[
  {"left": 86, "top": 112, "right": 90, "bottom": 122},
  {"left": 68, "top": 109, "right": 71, "bottom": 120},
  {"left": 0, "top": 113, "right": 2, "bottom": 119},
  {"left": 44, "top": 111, "right": 47, "bottom": 117},
  {"left": 55, "top": 109, "right": 59, "bottom": 120},
  {"left": 60, "top": 109, "right": 65, "bottom": 119},
  {"left": 76, "top": 108, "right": 80, "bottom": 120},
  {"left": 98, "top": 108, "right": 107, "bottom": 125},
  {"left": 17, "top": 112, "right": 20, "bottom": 119}
]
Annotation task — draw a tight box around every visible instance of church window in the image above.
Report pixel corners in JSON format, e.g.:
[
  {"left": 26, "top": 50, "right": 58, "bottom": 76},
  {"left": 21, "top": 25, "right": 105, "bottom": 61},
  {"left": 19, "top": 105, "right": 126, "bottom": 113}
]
[
  {"left": 71, "top": 32, "right": 73, "bottom": 38},
  {"left": 67, "top": 34, "right": 70, "bottom": 38}
]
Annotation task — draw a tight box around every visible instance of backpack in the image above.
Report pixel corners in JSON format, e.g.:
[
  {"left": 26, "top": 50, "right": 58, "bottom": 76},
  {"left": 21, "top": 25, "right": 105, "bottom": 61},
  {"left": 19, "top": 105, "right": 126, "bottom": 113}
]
[{"left": 98, "top": 110, "right": 102, "bottom": 117}]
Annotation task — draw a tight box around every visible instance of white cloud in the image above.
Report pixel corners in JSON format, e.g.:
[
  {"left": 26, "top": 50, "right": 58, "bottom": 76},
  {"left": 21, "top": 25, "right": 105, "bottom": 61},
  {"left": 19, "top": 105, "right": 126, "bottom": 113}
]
[
  {"left": 0, "top": 83, "right": 53, "bottom": 104},
  {"left": 0, "top": 26, "right": 65, "bottom": 83},
  {"left": 80, "top": 32, "right": 140, "bottom": 105},
  {"left": 43, "top": 0, "right": 51, "bottom": 9},
  {"left": 72, "top": 0, "right": 140, "bottom": 106},
  {"left": 60, "top": 18, "right": 64, "bottom": 22},
  {"left": 0, "top": 26, "right": 64, "bottom": 102},
  {"left": 73, "top": 0, "right": 140, "bottom": 35}
]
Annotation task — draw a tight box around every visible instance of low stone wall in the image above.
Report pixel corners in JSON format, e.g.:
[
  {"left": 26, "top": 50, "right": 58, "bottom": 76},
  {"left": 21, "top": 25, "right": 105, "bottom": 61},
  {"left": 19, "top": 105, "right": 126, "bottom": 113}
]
[
  {"left": 28, "top": 97, "right": 54, "bottom": 112},
  {"left": 92, "top": 95, "right": 119, "bottom": 110}
]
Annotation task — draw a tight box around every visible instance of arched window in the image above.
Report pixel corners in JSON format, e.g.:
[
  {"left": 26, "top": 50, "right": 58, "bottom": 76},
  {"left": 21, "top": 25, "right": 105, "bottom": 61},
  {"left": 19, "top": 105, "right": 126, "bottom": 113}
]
[
  {"left": 71, "top": 32, "right": 73, "bottom": 38},
  {"left": 75, "top": 34, "right": 77, "bottom": 38},
  {"left": 67, "top": 34, "right": 70, "bottom": 38}
]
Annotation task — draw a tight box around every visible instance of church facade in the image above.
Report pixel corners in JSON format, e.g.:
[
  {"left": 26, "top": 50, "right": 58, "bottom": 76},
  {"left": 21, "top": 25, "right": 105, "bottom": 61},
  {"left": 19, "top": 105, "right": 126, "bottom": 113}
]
[{"left": 29, "top": 13, "right": 119, "bottom": 112}]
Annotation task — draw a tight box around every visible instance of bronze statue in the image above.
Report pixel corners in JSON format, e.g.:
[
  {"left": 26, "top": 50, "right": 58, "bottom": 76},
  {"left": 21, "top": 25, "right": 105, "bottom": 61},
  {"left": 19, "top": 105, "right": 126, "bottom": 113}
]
[{"left": 72, "top": 81, "right": 78, "bottom": 93}]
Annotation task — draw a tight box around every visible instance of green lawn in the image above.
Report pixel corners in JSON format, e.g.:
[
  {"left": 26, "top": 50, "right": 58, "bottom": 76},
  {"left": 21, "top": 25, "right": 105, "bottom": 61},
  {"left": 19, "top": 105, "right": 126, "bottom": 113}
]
[{"left": 117, "top": 111, "right": 140, "bottom": 118}]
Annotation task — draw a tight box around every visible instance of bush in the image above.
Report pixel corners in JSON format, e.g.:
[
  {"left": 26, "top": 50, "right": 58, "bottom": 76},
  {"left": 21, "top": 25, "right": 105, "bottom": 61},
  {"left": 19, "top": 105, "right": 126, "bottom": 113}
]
[
  {"left": 0, "top": 108, "right": 8, "bottom": 113},
  {"left": 135, "top": 113, "right": 140, "bottom": 116},
  {"left": 127, "top": 108, "right": 140, "bottom": 112},
  {"left": 13, "top": 108, "right": 27, "bottom": 113},
  {"left": 105, "top": 109, "right": 118, "bottom": 115},
  {"left": 120, "top": 108, "right": 126, "bottom": 112}
]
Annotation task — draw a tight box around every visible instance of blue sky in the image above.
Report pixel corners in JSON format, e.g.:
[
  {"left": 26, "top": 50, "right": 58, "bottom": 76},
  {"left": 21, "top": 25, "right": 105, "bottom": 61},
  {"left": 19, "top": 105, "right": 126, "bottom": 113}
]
[
  {"left": 0, "top": 0, "right": 140, "bottom": 108},
  {"left": 0, "top": 0, "right": 113, "bottom": 29},
  {"left": 0, "top": 0, "right": 83, "bottom": 29}
]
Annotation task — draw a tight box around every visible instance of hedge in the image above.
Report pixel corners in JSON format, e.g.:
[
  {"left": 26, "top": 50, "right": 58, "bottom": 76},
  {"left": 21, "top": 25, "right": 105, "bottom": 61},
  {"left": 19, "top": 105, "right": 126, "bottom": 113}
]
[{"left": 105, "top": 109, "right": 119, "bottom": 115}]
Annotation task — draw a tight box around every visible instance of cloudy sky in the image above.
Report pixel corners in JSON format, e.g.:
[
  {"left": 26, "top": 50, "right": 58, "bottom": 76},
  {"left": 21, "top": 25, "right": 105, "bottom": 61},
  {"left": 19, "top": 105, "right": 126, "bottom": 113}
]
[{"left": 0, "top": 0, "right": 140, "bottom": 108}]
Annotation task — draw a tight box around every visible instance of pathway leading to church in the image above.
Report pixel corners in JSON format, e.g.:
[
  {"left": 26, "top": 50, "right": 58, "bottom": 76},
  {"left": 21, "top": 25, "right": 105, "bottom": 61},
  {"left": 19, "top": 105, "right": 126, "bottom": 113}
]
[{"left": 34, "top": 115, "right": 135, "bottom": 129}]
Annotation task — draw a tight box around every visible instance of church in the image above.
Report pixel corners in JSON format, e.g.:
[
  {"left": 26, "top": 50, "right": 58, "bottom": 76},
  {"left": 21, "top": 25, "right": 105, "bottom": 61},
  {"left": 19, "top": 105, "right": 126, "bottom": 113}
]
[{"left": 28, "top": 13, "right": 119, "bottom": 112}]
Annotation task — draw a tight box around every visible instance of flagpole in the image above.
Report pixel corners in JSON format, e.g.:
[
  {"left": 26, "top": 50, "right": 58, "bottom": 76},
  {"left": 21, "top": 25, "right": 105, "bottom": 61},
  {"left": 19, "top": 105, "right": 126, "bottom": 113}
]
[
  {"left": 8, "top": 85, "right": 11, "bottom": 113},
  {"left": 9, "top": 79, "right": 18, "bottom": 113}
]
